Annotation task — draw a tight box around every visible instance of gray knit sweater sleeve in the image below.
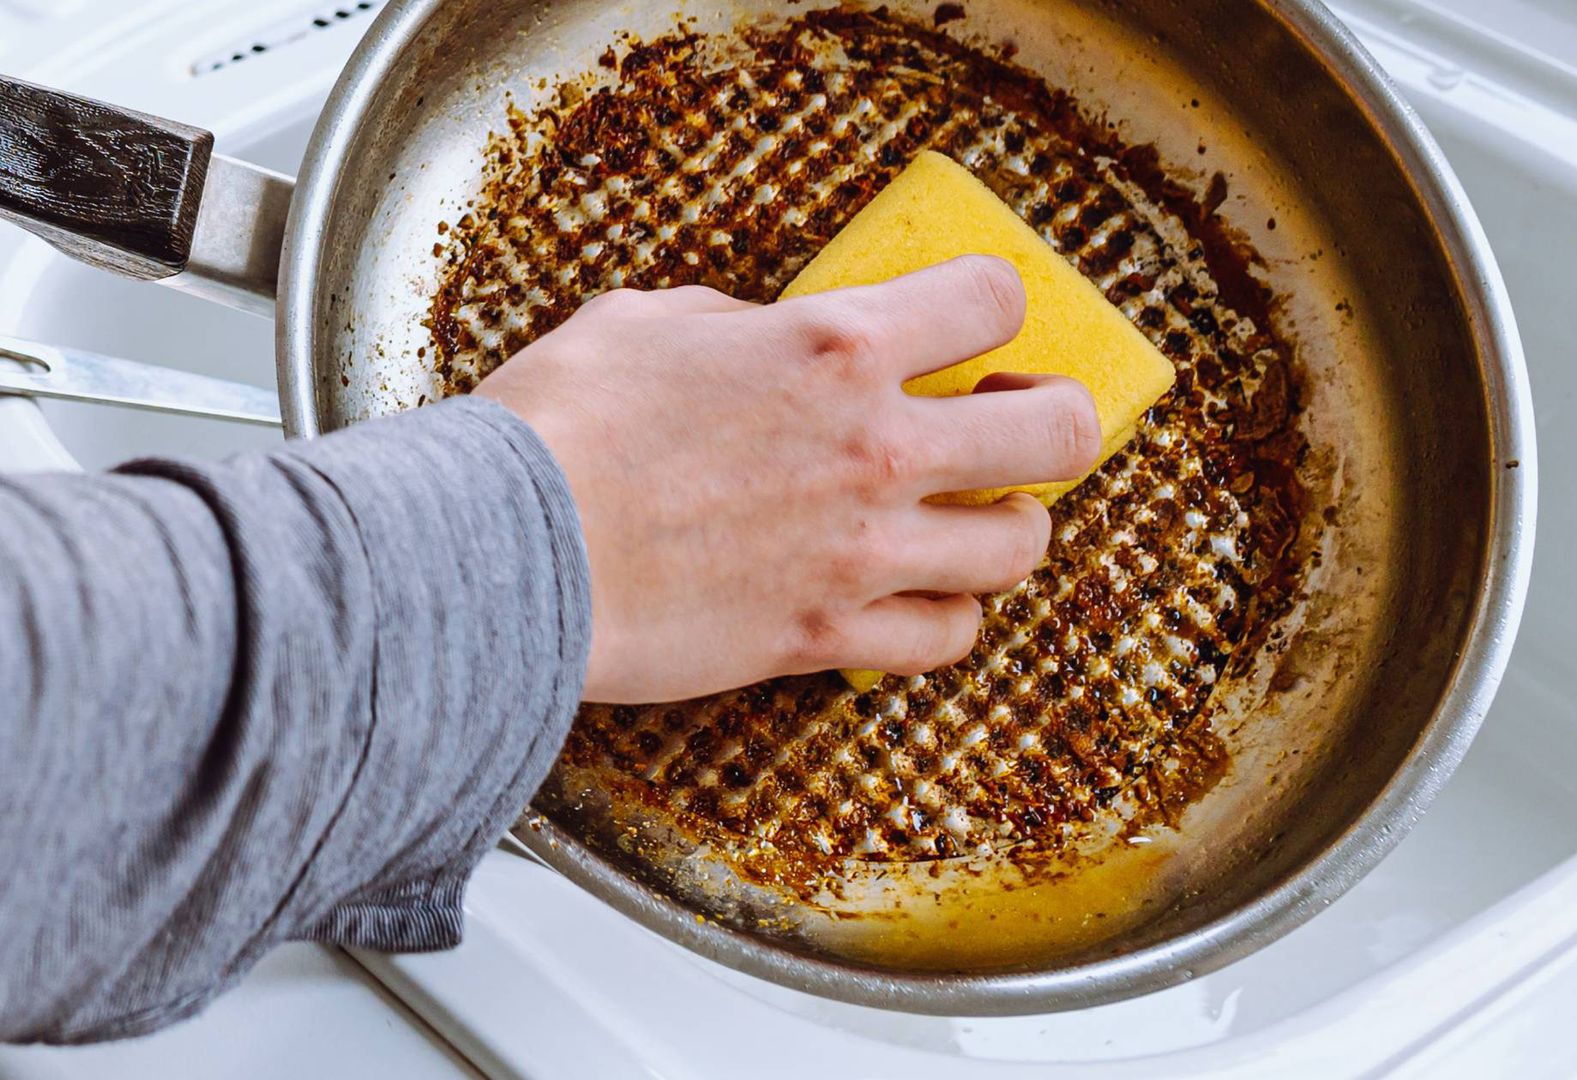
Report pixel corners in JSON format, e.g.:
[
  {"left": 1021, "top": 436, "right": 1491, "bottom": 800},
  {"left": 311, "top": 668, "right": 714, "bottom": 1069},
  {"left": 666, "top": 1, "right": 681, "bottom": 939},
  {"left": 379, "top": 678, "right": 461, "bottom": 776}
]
[{"left": 0, "top": 396, "right": 591, "bottom": 1045}]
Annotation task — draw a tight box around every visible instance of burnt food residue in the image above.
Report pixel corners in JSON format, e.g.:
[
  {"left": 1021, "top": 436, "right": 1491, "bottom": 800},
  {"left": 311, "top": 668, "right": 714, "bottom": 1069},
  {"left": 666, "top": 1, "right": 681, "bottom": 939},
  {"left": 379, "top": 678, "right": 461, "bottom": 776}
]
[{"left": 431, "top": 8, "right": 1312, "bottom": 900}]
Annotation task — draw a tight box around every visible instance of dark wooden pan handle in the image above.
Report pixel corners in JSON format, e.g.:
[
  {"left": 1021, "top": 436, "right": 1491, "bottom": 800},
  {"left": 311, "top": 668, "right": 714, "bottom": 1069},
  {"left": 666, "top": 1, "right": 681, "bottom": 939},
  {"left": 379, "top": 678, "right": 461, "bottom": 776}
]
[{"left": 0, "top": 76, "right": 213, "bottom": 281}]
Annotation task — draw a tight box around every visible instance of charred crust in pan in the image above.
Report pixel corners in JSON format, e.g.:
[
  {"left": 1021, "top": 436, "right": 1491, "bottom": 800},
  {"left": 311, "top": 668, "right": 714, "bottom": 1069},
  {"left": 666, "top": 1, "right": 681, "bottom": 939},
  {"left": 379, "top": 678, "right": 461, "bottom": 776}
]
[{"left": 432, "top": 9, "right": 1315, "bottom": 899}]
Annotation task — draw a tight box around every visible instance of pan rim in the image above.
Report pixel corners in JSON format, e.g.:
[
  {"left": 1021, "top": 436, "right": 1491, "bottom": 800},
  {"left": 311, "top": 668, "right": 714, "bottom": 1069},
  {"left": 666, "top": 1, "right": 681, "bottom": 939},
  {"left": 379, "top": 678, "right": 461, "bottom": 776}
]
[{"left": 280, "top": 0, "right": 1537, "bottom": 1014}]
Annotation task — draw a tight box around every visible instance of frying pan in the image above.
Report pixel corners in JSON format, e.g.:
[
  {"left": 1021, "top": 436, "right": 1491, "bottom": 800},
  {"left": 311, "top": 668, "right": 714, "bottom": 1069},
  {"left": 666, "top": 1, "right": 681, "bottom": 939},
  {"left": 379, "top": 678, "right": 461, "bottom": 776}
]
[{"left": 0, "top": 0, "right": 1535, "bottom": 1013}]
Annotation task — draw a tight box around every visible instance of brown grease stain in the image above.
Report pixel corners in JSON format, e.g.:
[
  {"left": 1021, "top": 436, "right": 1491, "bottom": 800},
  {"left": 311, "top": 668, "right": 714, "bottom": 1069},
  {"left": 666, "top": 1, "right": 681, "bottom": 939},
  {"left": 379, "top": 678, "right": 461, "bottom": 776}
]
[
  {"left": 448, "top": 8, "right": 1317, "bottom": 946},
  {"left": 808, "top": 837, "right": 1181, "bottom": 969}
]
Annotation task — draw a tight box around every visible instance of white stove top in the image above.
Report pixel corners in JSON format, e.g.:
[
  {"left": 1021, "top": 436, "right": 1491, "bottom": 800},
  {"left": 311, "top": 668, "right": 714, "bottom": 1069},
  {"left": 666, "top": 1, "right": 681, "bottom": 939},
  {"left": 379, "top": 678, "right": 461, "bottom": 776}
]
[{"left": 1, "top": 2, "right": 1574, "bottom": 1076}]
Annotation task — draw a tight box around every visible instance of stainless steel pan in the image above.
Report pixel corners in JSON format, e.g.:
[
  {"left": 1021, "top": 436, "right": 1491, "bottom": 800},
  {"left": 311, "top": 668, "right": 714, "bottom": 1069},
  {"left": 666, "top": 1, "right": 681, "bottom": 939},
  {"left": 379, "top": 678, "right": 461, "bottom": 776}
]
[{"left": 0, "top": 0, "right": 1536, "bottom": 1013}]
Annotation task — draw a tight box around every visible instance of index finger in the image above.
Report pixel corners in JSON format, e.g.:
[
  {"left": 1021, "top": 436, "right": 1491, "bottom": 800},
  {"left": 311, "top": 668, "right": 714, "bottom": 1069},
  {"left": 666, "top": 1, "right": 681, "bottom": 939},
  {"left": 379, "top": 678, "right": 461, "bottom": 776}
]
[{"left": 772, "top": 255, "right": 1027, "bottom": 380}]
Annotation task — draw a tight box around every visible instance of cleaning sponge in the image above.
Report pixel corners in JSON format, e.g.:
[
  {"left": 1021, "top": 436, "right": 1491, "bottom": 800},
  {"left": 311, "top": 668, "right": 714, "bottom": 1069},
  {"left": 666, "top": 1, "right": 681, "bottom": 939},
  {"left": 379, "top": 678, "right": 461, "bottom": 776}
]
[
  {"left": 780, "top": 151, "right": 1176, "bottom": 693},
  {"left": 782, "top": 150, "right": 1174, "bottom": 505}
]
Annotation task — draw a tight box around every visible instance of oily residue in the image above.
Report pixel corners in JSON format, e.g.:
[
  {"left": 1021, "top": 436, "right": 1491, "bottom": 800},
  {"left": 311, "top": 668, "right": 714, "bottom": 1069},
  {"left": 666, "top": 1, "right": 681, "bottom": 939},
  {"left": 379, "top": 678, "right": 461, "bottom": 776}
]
[{"left": 433, "top": 9, "right": 1312, "bottom": 905}]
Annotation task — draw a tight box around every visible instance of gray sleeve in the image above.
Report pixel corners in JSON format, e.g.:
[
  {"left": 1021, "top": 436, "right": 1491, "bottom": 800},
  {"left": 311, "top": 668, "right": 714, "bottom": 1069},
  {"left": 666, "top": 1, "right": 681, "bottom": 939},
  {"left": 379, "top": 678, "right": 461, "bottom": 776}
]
[{"left": 0, "top": 396, "right": 591, "bottom": 1045}]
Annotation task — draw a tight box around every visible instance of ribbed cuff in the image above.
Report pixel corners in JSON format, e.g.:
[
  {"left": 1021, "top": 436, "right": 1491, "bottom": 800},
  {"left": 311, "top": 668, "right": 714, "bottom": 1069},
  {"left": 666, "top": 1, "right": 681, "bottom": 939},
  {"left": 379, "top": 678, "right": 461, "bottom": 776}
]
[{"left": 284, "top": 396, "right": 591, "bottom": 952}]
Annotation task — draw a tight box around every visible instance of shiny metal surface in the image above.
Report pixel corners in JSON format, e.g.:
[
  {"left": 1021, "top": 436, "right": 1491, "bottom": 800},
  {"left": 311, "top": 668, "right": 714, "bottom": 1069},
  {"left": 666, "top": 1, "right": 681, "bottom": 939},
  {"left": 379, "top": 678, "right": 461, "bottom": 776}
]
[
  {"left": 8, "top": 0, "right": 1540, "bottom": 1013},
  {"left": 162, "top": 154, "right": 294, "bottom": 318},
  {"left": 269, "top": 0, "right": 1532, "bottom": 1011},
  {"left": 0, "top": 333, "right": 281, "bottom": 425}
]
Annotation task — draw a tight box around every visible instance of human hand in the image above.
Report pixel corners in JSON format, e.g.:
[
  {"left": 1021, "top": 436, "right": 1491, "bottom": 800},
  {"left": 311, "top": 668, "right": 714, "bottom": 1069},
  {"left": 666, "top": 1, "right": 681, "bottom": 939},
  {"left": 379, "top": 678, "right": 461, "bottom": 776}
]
[{"left": 476, "top": 256, "right": 1101, "bottom": 703}]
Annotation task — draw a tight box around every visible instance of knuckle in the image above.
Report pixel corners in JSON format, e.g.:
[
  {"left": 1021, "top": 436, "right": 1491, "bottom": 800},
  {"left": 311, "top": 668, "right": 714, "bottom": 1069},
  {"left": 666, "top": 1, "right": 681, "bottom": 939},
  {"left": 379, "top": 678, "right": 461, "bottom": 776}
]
[
  {"left": 841, "top": 425, "right": 917, "bottom": 496},
  {"left": 945, "top": 598, "right": 986, "bottom": 662},
  {"left": 671, "top": 284, "right": 726, "bottom": 304},
  {"left": 957, "top": 255, "right": 1026, "bottom": 329},
  {"left": 580, "top": 287, "right": 644, "bottom": 317},
  {"left": 1045, "top": 379, "right": 1103, "bottom": 473},
  {"left": 894, "top": 600, "right": 981, "bottom": 673},
  {"left": 784, "top": 607, "right": 847, "bottom": 669},
  {"left": 1003, "top": 508, "right": 1049, "bottom": 579},
  {"left": 797, "top": 310, "right": 883, "bottom": 384},
  {"left": 885, "top": 632, "right": 931, "bottom": 675}
]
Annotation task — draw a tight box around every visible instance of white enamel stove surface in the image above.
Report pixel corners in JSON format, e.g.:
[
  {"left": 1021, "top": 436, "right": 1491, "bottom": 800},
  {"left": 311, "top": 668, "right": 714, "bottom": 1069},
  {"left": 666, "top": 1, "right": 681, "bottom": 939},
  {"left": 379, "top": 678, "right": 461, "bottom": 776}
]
[{"left": 0, "top": 1, "right": 1573, "bottom": 1076}]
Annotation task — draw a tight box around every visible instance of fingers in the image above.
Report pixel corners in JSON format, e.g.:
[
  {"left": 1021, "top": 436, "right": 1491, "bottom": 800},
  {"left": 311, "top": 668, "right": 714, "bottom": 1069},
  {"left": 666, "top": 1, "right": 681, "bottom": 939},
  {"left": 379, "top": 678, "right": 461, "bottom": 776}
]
[
  {"left": 772, "top": 255, "right": 1027, "bottom": 380},
  {"left": 972, "top": 370, "right": 1057, "bottom": 394},
  {"left": 913, "top": 372, "right": 1103, "bottom": 493},
  {"left": 838, "top": 593, "right": 983, "bottom": 675},
  {"left": 647, "top": 285, "right": 760, "bottom": 316},
  {"left": 882, "top": 493, "right": 1051, "bottom": 595},
  {"left": 579, "top": 284, "right": 757, "bottom": 319}
]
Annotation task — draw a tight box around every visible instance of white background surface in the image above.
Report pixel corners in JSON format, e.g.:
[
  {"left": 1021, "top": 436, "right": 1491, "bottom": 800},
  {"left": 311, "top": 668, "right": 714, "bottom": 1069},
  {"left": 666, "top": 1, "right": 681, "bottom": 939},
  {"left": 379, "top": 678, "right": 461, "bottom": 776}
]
[{"left": 0, "top": 948, "right": 479, "bottom": 1078}]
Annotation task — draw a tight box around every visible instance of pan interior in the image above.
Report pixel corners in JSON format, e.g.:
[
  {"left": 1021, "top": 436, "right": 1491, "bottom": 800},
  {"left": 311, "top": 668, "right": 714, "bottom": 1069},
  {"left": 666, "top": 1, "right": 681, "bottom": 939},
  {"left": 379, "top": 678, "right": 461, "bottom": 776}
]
[{"left": 303, "top": 0, "right": 1493, "bottom": 999}]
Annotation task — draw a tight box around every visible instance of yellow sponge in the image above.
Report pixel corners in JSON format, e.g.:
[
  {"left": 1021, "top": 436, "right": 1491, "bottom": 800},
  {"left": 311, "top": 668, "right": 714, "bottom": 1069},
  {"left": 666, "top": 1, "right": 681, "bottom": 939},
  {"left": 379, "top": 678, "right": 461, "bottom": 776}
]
[{"left": 780, "top": 151, "right": 1176, "bottom": 693}]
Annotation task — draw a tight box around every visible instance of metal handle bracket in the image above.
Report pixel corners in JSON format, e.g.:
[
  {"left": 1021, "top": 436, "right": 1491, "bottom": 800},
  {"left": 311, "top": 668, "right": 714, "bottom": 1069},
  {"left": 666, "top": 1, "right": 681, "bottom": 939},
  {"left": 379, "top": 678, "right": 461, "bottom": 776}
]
[{"left": 0, "top": 334, "right": 282, "bottom": 426}]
